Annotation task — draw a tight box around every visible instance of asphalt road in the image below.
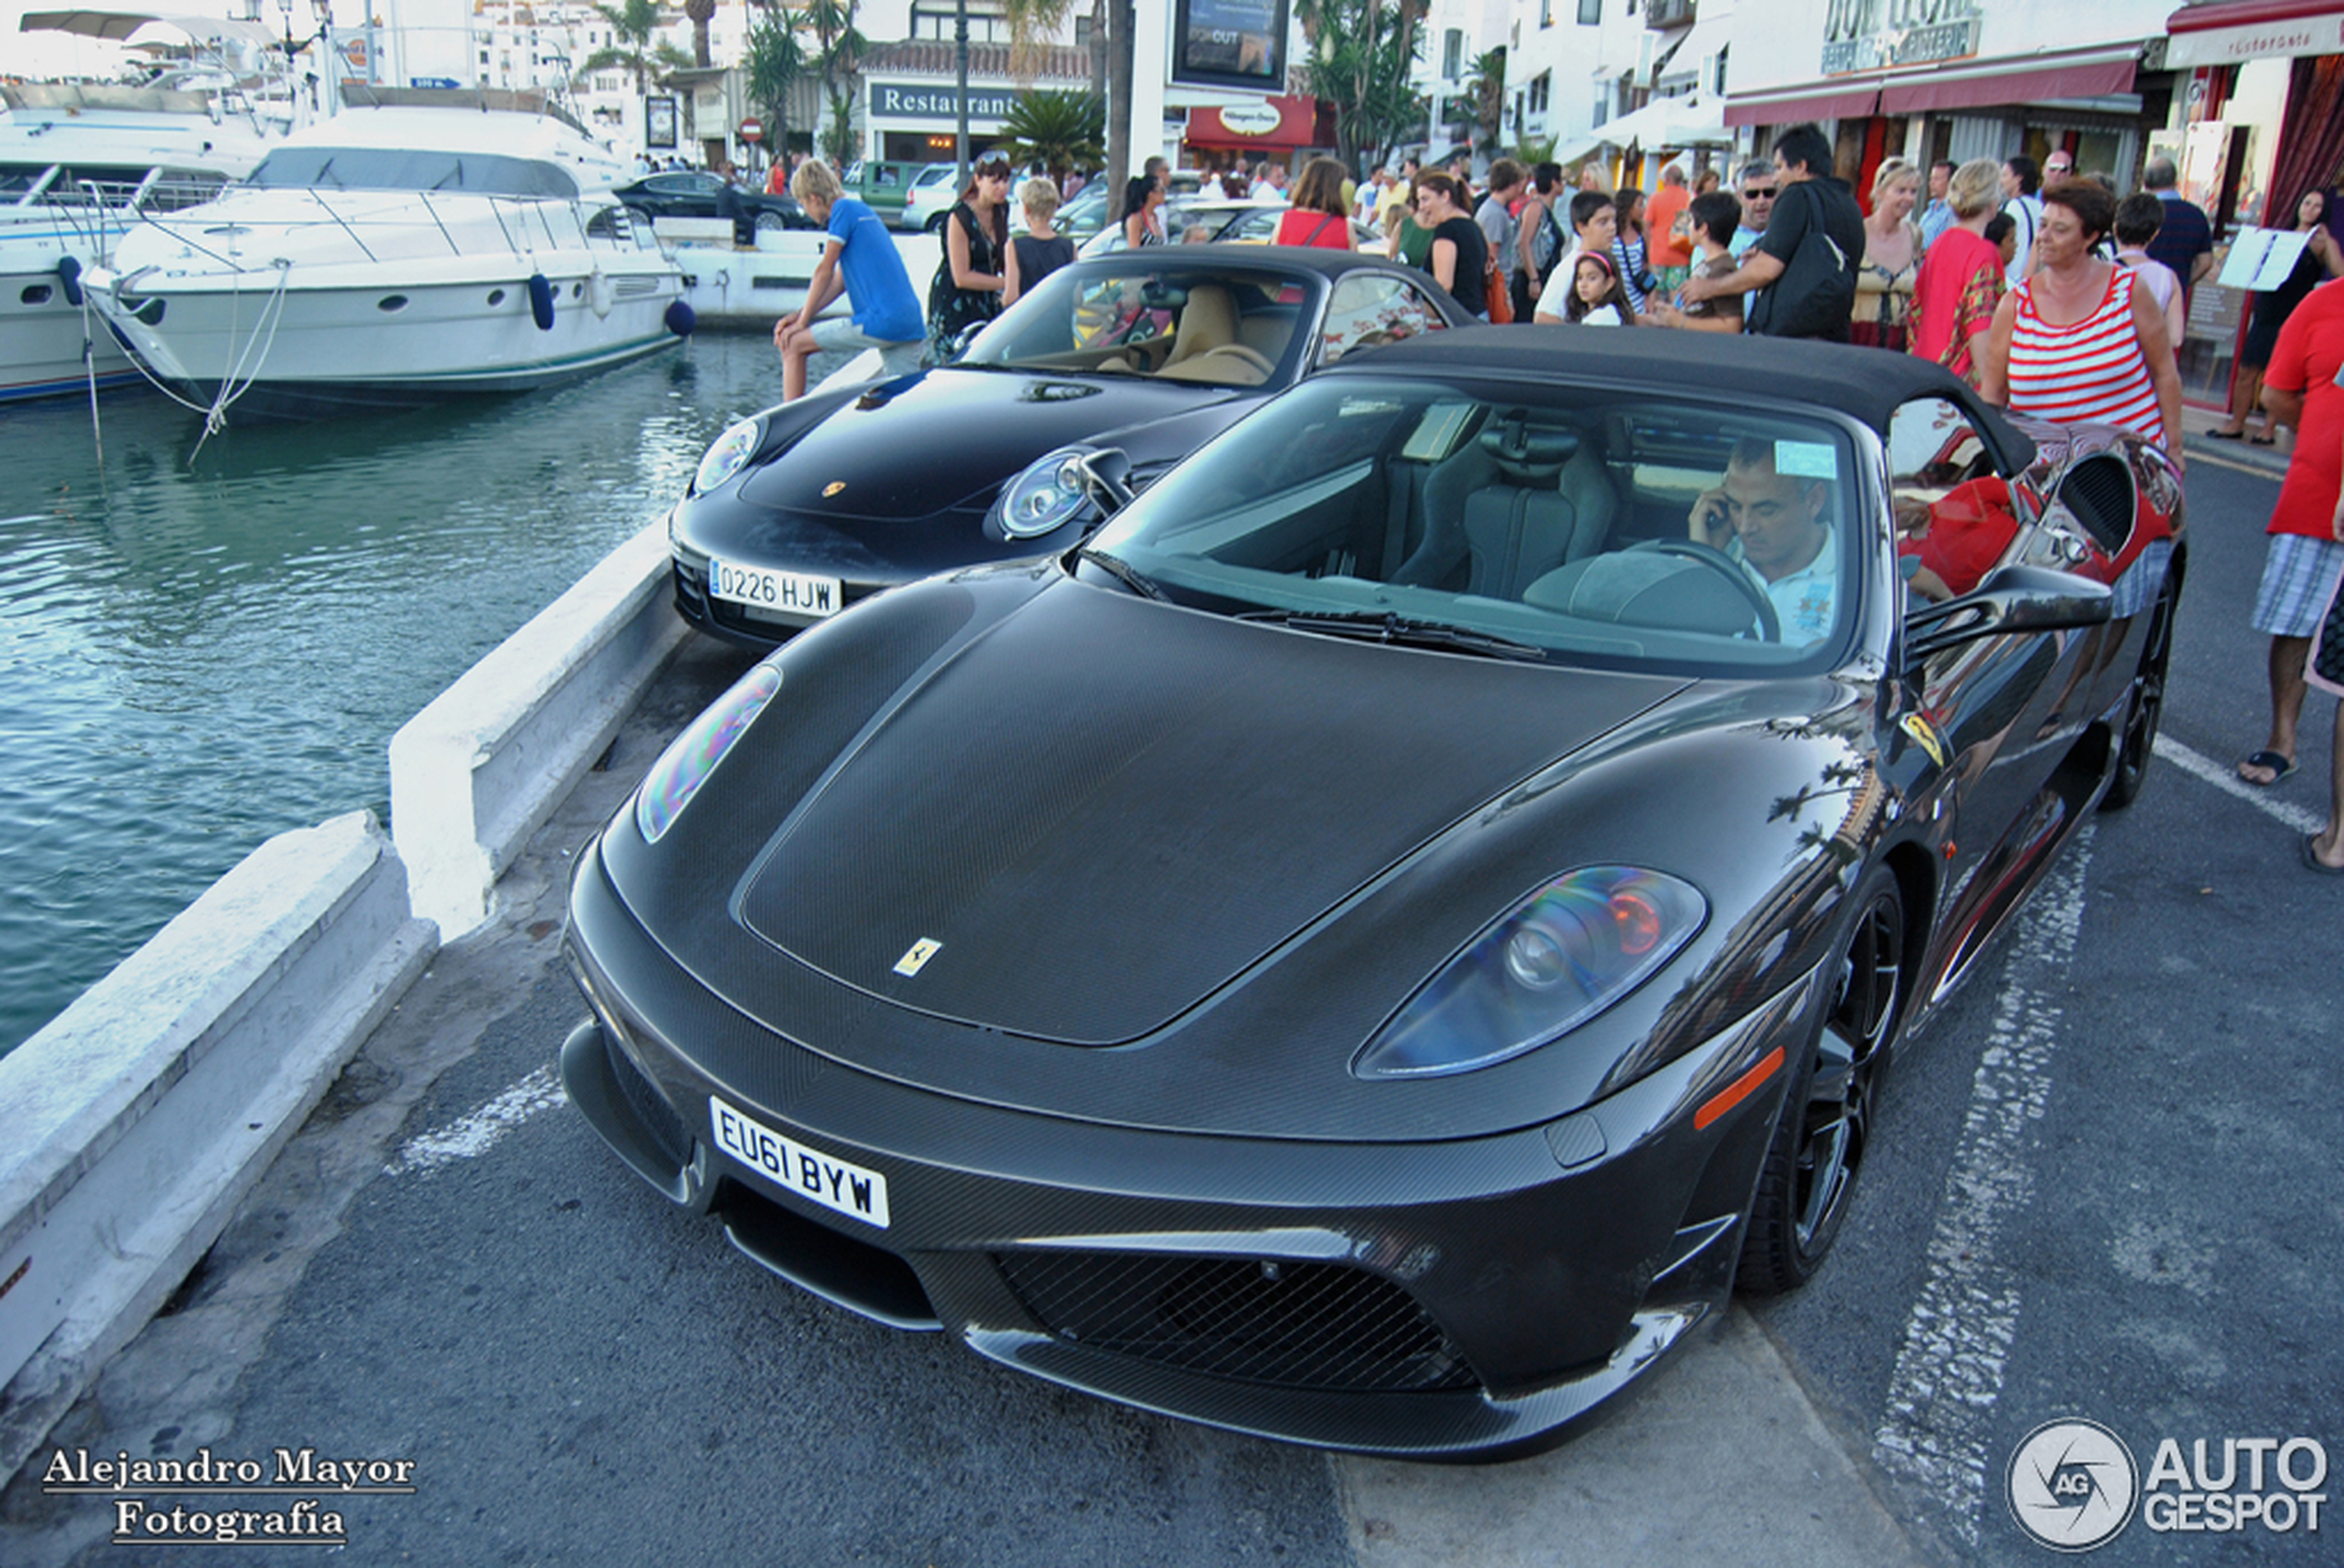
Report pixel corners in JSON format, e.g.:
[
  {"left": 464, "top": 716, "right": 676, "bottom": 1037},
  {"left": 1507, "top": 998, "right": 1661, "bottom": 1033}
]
[
  {"left": 1752, "top": 444, "right": 2344, "bottom": 1565},
  {"left": 2, "top": 444, "right": 2336, "bottom": 1568}
]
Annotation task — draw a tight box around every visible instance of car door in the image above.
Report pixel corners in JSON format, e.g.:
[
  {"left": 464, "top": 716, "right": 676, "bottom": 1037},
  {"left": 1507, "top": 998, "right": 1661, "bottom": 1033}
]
[
  {"left": 1313, "top": 273, "right": 1453, "bottom": 367},
  {"left": 1887, "top": 394, "right": 2113, "bottom": 991}
]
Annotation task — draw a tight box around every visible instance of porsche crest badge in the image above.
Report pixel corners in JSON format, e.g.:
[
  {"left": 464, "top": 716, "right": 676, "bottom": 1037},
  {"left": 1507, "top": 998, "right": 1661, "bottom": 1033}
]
[{"left": 822, "top": 481, "right": 846, "bottom": 497}]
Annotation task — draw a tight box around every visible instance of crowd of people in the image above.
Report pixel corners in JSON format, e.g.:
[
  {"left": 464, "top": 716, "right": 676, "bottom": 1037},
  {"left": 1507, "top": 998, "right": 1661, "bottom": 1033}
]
[{"left": 759, "top": 140, "right": 2344, "bottom": 872}]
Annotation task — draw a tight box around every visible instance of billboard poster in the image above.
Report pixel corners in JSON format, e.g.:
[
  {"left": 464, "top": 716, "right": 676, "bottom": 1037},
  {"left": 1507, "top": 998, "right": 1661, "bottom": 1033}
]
[
  {"left": 1173, "top": 0, "right": 1288, "bottom": 92},
  {"left": 646, "top": 95, "right": 678, "bottom": 150}
]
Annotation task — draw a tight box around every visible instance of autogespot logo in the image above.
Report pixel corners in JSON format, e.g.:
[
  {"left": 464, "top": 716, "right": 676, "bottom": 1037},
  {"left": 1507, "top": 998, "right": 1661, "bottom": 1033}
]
[{"left": 2008, "top": 1418, "right": 2139, "bottom": 1552}]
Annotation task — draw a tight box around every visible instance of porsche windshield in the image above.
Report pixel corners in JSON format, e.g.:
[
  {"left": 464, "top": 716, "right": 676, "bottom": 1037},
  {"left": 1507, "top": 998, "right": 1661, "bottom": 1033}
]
[
  {"left": 1083, "top": 376, "right": 1868, "bottom": 674},
  {"left": 958, "top": 264, "right": 1318, "bottom": 384}
]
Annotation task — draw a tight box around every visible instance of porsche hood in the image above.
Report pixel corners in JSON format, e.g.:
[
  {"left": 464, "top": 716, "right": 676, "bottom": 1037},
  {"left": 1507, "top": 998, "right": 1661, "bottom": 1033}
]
[
  {"left": 737, "top": 583, "right": 1685, "bottom": 1046},
  {"left": 735, "top": 369, "right": 1250, "bottom": 523}
]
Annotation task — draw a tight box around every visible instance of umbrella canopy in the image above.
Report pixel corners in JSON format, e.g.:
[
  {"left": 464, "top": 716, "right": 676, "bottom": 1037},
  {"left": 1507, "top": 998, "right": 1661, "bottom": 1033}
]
[{"left": 19, "top": 9, "right": 277, "bottom": 47}]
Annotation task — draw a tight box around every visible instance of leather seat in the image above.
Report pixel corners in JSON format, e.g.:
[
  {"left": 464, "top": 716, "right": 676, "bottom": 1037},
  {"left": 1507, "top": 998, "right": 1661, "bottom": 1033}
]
[
  {"left": 1161, "top": 285, "right": 1238, "bottom": 370},
  {"left": 1394, "top": 417, "right": 1615, "bottom": 597}
]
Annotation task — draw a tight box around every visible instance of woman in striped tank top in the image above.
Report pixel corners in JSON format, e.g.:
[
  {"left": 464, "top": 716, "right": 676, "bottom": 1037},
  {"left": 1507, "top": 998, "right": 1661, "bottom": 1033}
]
[{"left": 1979, "top": 180, "right": 2182, "bottom": 465}]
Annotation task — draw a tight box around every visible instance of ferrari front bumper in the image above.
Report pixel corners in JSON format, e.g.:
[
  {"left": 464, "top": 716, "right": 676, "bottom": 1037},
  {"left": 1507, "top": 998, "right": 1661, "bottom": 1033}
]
[{"left": 559, "top": 834, "right": 1817, "bottom": 1459}]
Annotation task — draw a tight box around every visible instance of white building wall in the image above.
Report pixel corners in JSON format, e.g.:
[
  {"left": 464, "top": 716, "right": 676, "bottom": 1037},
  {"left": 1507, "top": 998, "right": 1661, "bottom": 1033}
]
[
  {"left": 1503, "top": 0, "right": 1651, "bottom": 158},
  {"left": 1727, "top": 0, "right": 2176, "bottom": 98}
]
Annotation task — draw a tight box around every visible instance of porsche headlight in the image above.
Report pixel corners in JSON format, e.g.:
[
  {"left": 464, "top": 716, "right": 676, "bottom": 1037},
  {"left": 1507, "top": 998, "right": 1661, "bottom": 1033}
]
[
  {"left": 1354, "top": 868, "right": 1705, "bottom": 1080},
  {"left": 994, "top": 448, "right": 1097, "bottom": 539},
  {"left": 635, "top": 661, "right": 783, "bottom": 844},
  {"left": 692, "top": 417, "right": 760, "bottom": 496}
]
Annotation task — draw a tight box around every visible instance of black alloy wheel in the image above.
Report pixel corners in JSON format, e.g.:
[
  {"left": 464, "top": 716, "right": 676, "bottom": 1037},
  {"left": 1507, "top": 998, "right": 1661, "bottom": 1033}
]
[
  {"left": 2099, "top": 577, "right": 2176, "bottom": 811},
  {"left": 1738, "top": 863, "right": 1907, "bottom": 1295}
]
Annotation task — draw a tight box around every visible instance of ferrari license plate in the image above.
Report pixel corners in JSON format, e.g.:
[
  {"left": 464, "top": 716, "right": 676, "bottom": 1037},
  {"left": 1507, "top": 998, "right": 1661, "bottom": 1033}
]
[
  {"left": 710, "top": 1095, "right": 891, "bottom": 1228},
  {"left": 708, "top": 557, "right": 842, "bottom": 618}
]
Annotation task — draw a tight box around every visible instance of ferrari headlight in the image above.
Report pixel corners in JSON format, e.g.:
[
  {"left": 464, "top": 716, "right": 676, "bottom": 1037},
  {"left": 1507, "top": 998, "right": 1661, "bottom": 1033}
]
[
  {"left": 692, "top": 417, "right": 760, "bottom": 496},
  {"left": 995, "top": 448, "right": 1097, "bottom": 539},
  {"left": 1354, "top": 868, "right": 1705, "bottom": 1080},
  {"left": 635, "top": 661, "right": 783, "bottom": 844}
]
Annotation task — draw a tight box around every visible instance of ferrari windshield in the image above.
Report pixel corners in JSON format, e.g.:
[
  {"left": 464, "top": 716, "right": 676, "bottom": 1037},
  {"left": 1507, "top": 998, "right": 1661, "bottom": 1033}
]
[
  {"left": 1083, "top": 375, "right": 1869, "bottom": 674},
  {"left": 958, "top": 263, "right": 1320, "bottom": 386}
]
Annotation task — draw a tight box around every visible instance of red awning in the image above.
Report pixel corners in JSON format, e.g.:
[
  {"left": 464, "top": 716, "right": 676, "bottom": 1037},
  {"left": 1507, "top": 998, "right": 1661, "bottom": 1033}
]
[
  {"left": 1722, "top": 87, "right": 1880, "bottom": 127},
  {"left": 1880, "top": 52, "right": 2140, "bottom": 113},
  {"left": 2169, "top": 0, "right": 2344, "bottom": 30},
  {"left": 2163, "top": 0, "right": 2344, "bottom": 66},
  {"left": 1184, "top": 96, "right": 1324, "bottom": 150}
]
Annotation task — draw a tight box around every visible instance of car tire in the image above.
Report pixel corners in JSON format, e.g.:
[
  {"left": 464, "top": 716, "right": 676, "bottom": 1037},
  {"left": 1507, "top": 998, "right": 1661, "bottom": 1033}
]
[
  {"left": 2099, "top": 575, "right": 2176, "bottom": 812},
  {"left": 755, "top": 209, "right": 785, "bottom": 232},
  {"left": 925, "top": 211, "right": 950, "bottom": 234},
  {"left": 1737, "top": 862, "right": 1907, "bottom": 1296}
]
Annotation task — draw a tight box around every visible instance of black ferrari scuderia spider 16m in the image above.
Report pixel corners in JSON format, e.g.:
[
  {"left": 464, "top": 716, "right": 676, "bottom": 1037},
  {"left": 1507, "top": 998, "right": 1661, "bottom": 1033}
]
[{"left": 563, "top": 327, "right": 2182, "bottom": 1458}]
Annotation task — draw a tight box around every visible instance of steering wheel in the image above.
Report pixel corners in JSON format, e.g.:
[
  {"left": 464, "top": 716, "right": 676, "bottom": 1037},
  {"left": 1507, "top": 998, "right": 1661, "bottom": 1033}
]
[{"left": 1627, "top": 538, "right": 1781, "bottom": 642}]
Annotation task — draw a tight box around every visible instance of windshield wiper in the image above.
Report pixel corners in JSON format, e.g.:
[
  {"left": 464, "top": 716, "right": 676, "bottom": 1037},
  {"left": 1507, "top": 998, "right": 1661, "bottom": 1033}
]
[
  {"left": 1237, "top": 608, "right": 1547, "bottom": 662},
  {"left": 1076, "top": 546, "right": 1166, "bottom": 601}
]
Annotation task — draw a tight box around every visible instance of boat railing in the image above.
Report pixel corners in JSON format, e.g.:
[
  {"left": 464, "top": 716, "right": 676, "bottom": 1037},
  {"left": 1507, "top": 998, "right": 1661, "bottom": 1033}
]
[{"left": 147, "top": 187, "right": 615, "bottom": 269}]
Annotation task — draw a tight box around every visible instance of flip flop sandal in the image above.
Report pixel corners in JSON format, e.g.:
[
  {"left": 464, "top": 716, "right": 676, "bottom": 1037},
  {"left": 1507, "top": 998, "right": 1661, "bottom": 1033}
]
[
  {"left": 2208, "top": 428, "right": 2247, "bottom": 440},
  {"left": 2237, "top": 749, "right": 2294, "bottom": 785},
  {"left": 2302, "top": 834, "right": 2344, "bottom": 876}
]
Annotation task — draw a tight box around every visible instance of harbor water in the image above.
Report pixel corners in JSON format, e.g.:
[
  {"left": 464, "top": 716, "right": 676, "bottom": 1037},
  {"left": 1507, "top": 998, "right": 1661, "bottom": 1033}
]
[{"left": 0, "top": 329, "right": 803, "bottom": 1058}]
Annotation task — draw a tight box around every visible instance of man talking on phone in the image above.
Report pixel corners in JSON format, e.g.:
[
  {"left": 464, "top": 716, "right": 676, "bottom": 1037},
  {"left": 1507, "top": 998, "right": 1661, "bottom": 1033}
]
[{"left": 1687, "top": 438, "right": 1838, "bottom": 642}]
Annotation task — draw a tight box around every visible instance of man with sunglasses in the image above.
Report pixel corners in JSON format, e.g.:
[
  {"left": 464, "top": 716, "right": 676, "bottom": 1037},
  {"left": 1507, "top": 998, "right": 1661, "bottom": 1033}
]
[
  {"left": 1680, "top": 126, "right": 1862, "bottom": 341},
  {"left": 1728, "top": 160, "right": 1776, "bottom": 257}
]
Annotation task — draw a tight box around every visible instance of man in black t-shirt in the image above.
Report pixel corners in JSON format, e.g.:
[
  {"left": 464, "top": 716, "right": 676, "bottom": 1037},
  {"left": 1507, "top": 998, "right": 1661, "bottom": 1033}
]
[{"left": 1677, "top": 124, "right": 1863, "bottom": 341}]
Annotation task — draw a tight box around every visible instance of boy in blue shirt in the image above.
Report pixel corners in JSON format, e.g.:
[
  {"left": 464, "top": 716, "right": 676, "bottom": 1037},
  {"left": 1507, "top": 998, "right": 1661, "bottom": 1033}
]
[{"left": 775, "top": 161, "right": 926, "bottom": 401}]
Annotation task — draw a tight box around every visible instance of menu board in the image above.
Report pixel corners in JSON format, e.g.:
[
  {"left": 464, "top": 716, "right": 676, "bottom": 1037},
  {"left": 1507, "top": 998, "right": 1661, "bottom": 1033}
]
[{"left": 2217, "top": 228, "right": 2311, "bottom": 292}]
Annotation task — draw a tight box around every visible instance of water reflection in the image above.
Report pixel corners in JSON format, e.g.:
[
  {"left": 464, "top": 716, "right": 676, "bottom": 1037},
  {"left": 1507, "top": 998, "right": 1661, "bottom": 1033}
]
[{"left": 0, "top": 330, "right": 788, "bottom": 1055}]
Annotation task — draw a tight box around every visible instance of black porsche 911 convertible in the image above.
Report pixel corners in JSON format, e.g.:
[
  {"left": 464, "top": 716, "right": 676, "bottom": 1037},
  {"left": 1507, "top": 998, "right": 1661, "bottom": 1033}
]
[
  {"left": 665, "top": 246, "right": 1470, "bottom": 645},
  {"left": 562, "top": 328, "right": 2183, "bottom": 1458}
]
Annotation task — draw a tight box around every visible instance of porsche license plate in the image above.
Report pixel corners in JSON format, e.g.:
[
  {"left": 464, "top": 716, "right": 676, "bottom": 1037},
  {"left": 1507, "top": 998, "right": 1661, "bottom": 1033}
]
[
  {"left": 709, "top": 558, "right": 842, "bottom": 618},
  {"left": 710, "top": 1095, "right": 890, "bottom": 1228}
]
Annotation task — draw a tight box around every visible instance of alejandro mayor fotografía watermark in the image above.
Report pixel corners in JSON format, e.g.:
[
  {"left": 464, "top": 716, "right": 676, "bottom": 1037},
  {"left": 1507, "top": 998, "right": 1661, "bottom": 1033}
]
[
  {"left": 2006, "top": 1418, "right": 2328, "bottom": 1553},
  {"left": 42, "top": 1444, "right": 416, "bottom": 1547}
]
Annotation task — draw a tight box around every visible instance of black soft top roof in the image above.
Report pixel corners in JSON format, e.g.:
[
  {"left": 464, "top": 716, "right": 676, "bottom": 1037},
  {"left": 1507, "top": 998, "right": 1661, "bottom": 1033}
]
[{"left": 1346, "top": 324, "right": 2037, "bottom": 473}]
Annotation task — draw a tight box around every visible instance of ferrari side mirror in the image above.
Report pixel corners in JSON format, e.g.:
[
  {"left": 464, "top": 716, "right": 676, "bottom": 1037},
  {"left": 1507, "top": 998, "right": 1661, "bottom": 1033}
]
[{"left": 1904, "top": 564, "right": 2112, "bottom": 668}]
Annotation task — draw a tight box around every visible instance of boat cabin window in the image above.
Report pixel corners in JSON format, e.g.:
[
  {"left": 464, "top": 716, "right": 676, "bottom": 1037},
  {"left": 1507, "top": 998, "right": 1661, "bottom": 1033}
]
[{"left": 246, "top": 148, "right": 582, "bottom": 200}]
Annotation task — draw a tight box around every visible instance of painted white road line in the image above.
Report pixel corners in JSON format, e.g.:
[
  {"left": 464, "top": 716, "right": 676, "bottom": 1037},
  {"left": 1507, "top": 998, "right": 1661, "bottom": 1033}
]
[
  {"left": 386, "top": 1066, "right": 568, "bottom": 1178},
  {"left": 2152, "top": 735, "right": 2325, "bottom": 835},
  {"left": 1873, "top": 830, "right": 2093, "bottom": 1547}
]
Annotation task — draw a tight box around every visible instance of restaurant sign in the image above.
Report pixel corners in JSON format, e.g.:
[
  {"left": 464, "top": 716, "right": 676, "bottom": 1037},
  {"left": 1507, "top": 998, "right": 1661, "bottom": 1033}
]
[
  {"left": 1821, "top": 0, "right": 1983, "bottom": 76},
  {"left": 869, "top": 81, "right": 1019, "bottom": 122}
]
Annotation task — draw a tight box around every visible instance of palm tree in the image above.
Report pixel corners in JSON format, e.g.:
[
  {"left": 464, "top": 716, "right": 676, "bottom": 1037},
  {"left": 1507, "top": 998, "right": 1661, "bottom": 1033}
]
[
  {"left": 1296, "top": 0, "right": 1424, "bottom": 172},
  {"left": 745, "top": 4, "right": 807, "bottom": 155},
  {"left": 1461, "top": 46, "right": 1505, "bottom": 156},
  {"left": 999, "top": 90, "right": 1104, "bottom": 186},
  {"left": 685, "top": 0, "right": 717, "bottom": 68},
  {"left": 804, "top": 0, "right": 867, "bottom": 167},
  {"left": 584, "top": 0, "right": 664, "bottom": 92}
]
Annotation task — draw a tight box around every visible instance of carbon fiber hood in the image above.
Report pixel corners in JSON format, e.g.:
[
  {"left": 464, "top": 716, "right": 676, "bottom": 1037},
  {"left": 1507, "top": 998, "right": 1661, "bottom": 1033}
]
[{"left": 738, "top": 582, "right": 1680, "bottom": 1045}]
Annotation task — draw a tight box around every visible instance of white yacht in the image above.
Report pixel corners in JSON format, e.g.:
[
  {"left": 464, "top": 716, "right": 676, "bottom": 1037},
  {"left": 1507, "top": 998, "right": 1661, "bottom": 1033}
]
[
  {"left": 84, "top": 87, "right": 688, "bottom": 418},
  {"left": 2, "top": 11, "right": 295, "bottom": 401}
]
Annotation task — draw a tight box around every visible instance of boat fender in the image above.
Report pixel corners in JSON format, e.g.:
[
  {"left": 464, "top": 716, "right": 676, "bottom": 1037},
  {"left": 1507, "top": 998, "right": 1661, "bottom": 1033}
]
[
  {"left": 528, "top": 271, "right": 556, "bottom": 330},
  {"left": 664, "top": 299, "right": 697, "bottom": 337},
  {"left": 57, "top": 255, "right": 84, "bottom": 306},
  {"left": 587, "top": 268, "right": 615, "bottom": 319}
]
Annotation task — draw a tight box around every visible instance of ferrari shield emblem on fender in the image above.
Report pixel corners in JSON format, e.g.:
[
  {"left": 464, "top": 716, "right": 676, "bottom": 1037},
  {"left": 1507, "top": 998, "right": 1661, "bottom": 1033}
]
[
  {"left": 893, "top": 938, "right": 942, "bottom": 976},
  {"left": 822, "top": 481, "right": 846, "bottom": 497},
  {"left": 1901, "top": 712, "right": 1949, "bottom": 768}
]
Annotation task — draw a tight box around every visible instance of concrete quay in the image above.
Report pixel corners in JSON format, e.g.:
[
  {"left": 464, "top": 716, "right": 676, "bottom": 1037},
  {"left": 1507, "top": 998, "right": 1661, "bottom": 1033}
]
[{"left": 0, "top": 509, "right": 1938, "bottom": 1563}]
